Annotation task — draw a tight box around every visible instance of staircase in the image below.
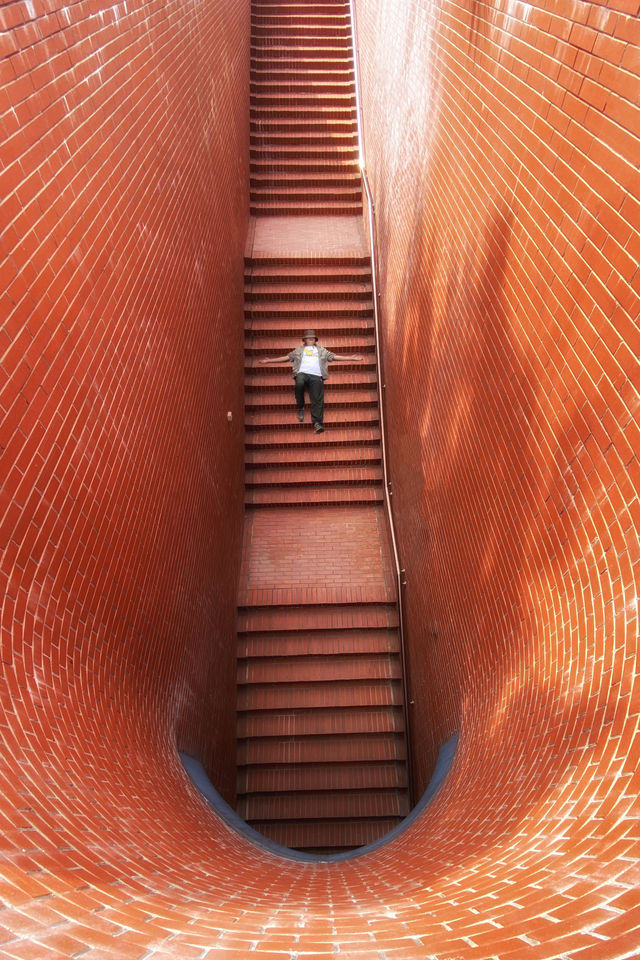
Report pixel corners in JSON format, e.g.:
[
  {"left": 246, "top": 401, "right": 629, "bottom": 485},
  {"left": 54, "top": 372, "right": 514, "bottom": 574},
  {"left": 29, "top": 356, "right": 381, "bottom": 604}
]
[
  {"left": 250, "top": 0, "right": 362, "bottom": 216},
  {"left": 236, "top": 0, "right": 410, "bottom": 855}
]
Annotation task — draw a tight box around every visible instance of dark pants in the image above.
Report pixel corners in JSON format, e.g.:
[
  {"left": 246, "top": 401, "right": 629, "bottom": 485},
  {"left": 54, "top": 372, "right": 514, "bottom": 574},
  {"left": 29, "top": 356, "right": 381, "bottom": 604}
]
[{"left": 294, "top": 373, "right": 324, "bottom": 425}]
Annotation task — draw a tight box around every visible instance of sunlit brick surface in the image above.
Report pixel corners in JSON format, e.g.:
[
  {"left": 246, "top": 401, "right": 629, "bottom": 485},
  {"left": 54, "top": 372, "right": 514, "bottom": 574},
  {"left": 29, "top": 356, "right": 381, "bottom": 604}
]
[{"left": 2, "top": 0, "right": 640, "bottom": 956}]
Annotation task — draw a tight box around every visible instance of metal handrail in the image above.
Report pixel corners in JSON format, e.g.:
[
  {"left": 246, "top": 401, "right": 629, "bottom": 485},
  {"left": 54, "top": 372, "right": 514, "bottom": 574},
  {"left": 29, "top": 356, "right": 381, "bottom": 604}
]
[{"left": 348, "top": 0, "right": 414, "bottom": 808}]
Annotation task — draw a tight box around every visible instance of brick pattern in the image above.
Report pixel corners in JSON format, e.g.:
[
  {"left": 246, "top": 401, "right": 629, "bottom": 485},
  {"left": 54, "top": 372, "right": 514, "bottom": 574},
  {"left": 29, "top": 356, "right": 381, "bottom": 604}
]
[
  {"left": 250, "top": 0, "right": 362, "bottom": 215},
  {"left": 352, "top": 0, "right": 640, "bottom": 952},
  {"left": 238, "top": 212, "right": 409, "bottom": 850},
  {"left": 240, "top": 3, "right": 408, "bottom": 853},
  {"left": 1, "top": 0, "right": 639, "bottom": 956},
  {"left": 0, "top": 0, "right": 251, "bottom": 778}
]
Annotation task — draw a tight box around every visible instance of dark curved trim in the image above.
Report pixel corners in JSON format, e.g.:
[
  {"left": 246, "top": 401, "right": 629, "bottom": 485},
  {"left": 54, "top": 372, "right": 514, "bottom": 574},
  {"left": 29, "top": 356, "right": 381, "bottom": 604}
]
[{"left": 179, "top": 734, "right": 458, "bottom": 863}]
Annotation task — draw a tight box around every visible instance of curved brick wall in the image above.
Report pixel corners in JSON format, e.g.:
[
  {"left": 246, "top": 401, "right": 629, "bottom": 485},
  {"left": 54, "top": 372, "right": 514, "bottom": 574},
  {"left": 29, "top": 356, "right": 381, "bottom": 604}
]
[{"left": 1, "top": 1, "right": 639, "bottom": 959}]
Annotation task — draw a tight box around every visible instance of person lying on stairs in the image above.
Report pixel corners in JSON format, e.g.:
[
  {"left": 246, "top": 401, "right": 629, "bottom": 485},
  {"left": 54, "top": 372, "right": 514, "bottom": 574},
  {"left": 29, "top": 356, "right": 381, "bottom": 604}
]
[{"left": 259, "top": 329, "right": 364, "bottom": 434}]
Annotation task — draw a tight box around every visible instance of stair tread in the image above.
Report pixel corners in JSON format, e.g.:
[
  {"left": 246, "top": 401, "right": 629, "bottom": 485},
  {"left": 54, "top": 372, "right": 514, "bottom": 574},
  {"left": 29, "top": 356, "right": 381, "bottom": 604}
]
[
  {"left": 251, "top": 819, "right": 402, "bottom": 851},
  {"left": 245, "top": 487, "right": 384, "bottom": 506},
  {"left": 238, "top": 653, "right": 400, "bottom": 684},
  {"left": 245, "top": 445, "right": 380, "bottom": 467},
  {"left": 238, "top": 604, "right": 399, "bottom": 630},
  {"left": 238, "top": 762, "right": 407, "bottom": 795},
  {"left": 245, "top": 468, "right": 383, "bottom": 491},
  {"left": 246, "top": 368, "right": 376, "bottom": 385},
  {"left": 246, "top": 386, "right": 378, "bottom": 405},
  {"left": 238, "top": 733, "right": 407, "bottom": 764},
  {"left": 245, "top": 330, "right": 374, "bottom": 345},
  {"left": 250, "top": 203, "right": 363, "bottom": 216},
  {"left": 246, "top": 408, "right": 378, "bottom": 427},
  {"left": 245, "top": 282, "right": 370, "bottom": 299},
  {"left": 245, "top": 426, "right": 382, "bottom": 448},
  {"left": 250, "top": 190, "right": 362, "bottom": 202},
  {"left": 238, "top": 627, "right": 398, "bottom": 653},
  {"left": 239, "top": 790, "right": 410, "bottom": 822},
  {"left": 237, "top": 706, "right": 404, "bottom": 738},
  {"left": 245, "top": 264, "right": 369, "bottom": 279}
]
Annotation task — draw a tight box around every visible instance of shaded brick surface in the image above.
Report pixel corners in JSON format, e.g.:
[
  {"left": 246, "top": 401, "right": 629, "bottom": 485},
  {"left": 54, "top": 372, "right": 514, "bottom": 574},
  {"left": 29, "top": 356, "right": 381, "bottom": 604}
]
[{"left": 0, "top": 0, "right": 639, "bottom": 956}]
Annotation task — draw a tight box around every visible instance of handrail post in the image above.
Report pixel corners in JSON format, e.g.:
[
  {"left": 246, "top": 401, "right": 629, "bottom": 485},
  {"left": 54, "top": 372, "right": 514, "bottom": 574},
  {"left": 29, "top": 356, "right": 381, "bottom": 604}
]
[{"left": 348, "top": 0, "right": 414, "bottom": 809}]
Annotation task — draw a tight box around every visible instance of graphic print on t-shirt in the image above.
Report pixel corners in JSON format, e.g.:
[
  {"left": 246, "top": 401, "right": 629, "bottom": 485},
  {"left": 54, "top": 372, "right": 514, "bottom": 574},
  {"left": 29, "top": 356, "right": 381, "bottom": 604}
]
[{"left": 298, "top": 345, "right": 322, "bottom": 377}]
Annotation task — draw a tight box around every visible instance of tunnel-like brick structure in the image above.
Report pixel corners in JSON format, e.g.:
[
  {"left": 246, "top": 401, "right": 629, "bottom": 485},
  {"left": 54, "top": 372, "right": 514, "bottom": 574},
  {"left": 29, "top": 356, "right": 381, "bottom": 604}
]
[{"left": 1, "top": 0, "right": 639, "bottom": 958}]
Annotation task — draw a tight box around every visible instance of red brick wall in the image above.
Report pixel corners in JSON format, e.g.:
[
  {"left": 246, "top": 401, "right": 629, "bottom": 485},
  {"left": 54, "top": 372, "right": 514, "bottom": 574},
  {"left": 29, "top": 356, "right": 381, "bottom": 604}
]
[
  {"left": 1, "top": 0, "right": 640, "bottom": 957},
  {"left": 354, "top": 0, "right": 640, "bottom": 819},
  {"left": 1, "top": 0, "right": 250, "bottom": 810}
]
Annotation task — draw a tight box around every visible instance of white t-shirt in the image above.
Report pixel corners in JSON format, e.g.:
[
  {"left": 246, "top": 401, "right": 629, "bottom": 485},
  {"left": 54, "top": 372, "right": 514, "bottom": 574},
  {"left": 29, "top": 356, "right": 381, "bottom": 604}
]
[{"left": 298, "top": 345, "right": 322, "bottom": 377}]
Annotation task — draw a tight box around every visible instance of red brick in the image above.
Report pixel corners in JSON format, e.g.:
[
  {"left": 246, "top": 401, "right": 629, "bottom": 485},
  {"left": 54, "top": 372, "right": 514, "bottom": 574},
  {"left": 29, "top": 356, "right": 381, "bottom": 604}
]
[{"left": 0, "top": 0, "right": 638, "bottom": 958}]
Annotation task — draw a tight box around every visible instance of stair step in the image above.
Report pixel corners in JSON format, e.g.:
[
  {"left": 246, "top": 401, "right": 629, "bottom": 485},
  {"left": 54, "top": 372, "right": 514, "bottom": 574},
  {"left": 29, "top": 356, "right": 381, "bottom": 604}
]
[
  {"left": 251, "top": 142, "right": 357, "bottom": 158},
  {"left": 246, "top": 302, "right": 372, "bottom": 320},
  {"left": 245, "top": 331, "right": 375, "bottom": 348},
  {"left": 246, "top": 368, "right": 377, "bottom": 387},
  {"left": 246, "top": 386, "right": 377, "bottom": 407},
  {"left": 246, "top": 404, "right": 378, "bottom": 425},
  {"left": 250, "top": 164, "right": 360, "bottom": 178},
  {"left": 250, "top": 202, "right": 363, "bottom": 217},
  {"left": 245, "top": 264, "right": 369, "bottom": 282},
  {"left": 252, "top": 107, "right": 357, "bottom": 122},
  {"left": 239, "top": 680, "right": 401, "bottom": 712},
  {"left": 238, "top": 627, "right": 398, "bottom": 658},
  {"left": 250, "top": 170, "right": 358, "bottom": 187},
  {"left": 245, "top": 368, "right": 377, "bottom": 386},
  {"left": 245, "top": 470, "right": 383, "bottom": 503},
  {"left": 238, "top": 789, "right": 409, "bottom": 823},
  {"left": 249, "top": 69, "right": 352, "bottom": 85},
  {"left": 252, "top": 92, "right": 356, "bottom": 107},
  {"left": 251, "top": 139, "right": 357, "bottom": 154},
  {"left": 250, "top": 189, "right": 362, "bottom": 205},
  {"left": 245, "top": 485, "right": 384, "bottom": 507},
  {"left": 245, "top": 284, "right": 370, "bottom": 303},
  {"left": 245, "top": 443, "right": 380, "bottom": 468},
  {"left": 251, "top": 120, "right": 358, "bottom": 135},
  {"left": 238, "top": 760, "right": 407, "bottom": 795},
  {"left": 251, "top": 130, "right": 358, "bottom": 145},
  {"left": 245, "top": 324, "right": 373, "bottom": 342},
  {"left": 238, "top": 653, "right": 400, "bottom": 685},
  {"left": 237, "top": 704, "right": 403, "bottom": 738},
  {"left": 253, "top": 16, "right": 350, "bottom": 28},
  {"left": 246, "top": 254, "right": 370, "bottom": 268},
  {"left": 247, "top": 332, "right": 373, "bottom": 349},
  {"left": 252, "top": 25, "right": 351, "bottom": 35},
  {"left": 238, "top": 603, "right": 399, "bottom": 632},
  {"left": 250, "top": 162, "right": 358, "bottom": 180},
  {"left": 253, "top": 3, "right": 350, "bottom": 13},
  {"left": 246, "top": 450, "right": 382, "bottom": 471},
  {"left": 252, "top": 818, "right": 401, "bottom": 851},
  {"left": 252, "top": 39, "right": 352, "bottom": 53},
  {"left": 245, "top": 424, "right": 382, "bottom": 449},
  {"left": 251, "top": 79, "right": 354, "bottom": 95},
  {"left": 238, "top": 732, "right": 406, "bottom": 764}
]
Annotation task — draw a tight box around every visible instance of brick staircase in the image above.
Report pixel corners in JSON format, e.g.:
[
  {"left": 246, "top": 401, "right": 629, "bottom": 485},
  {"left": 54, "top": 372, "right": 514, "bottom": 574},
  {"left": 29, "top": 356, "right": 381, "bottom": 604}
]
[
  {"left": 236, "top": 0, "right": 409, "bottom": 855},
  {"left": 250, "top": 0, "right": 362, "bottom": 216}
]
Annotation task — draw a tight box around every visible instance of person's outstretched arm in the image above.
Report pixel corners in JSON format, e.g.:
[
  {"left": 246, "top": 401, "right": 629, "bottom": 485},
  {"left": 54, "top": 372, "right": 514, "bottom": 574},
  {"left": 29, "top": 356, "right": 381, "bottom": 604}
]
[
  {"left": 331, "top": 353, "right": 365, "bottom": 361},
  {"left": 259, "top": 355, "right": 291, "bottom": 364}
]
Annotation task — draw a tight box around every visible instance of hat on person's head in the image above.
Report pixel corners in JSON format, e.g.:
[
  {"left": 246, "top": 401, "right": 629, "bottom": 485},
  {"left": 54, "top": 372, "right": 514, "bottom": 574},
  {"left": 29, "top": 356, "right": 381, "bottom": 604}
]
[{"left": 302, "top": 329, "right": 318, "bottom": 341}]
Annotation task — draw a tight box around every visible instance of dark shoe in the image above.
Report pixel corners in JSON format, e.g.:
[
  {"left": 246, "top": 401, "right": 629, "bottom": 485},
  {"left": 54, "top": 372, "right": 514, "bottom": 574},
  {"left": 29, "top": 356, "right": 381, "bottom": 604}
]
[
  {"left": 297, "top": 408, "right": 304, "bottom": 422},
  {"left": 313, "top": 422, "right": 324, "bottom": 433}
]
